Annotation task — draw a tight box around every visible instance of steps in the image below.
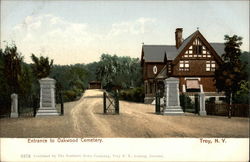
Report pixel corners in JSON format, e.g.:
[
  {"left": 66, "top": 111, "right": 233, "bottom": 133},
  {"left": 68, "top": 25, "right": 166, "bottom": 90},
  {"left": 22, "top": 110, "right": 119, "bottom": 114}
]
[
  {"left": 36, "top": 107, "right": 60, "bottom": 116},
  {"left": 163, "top": 107, "right": 184, "bottom": 115}
]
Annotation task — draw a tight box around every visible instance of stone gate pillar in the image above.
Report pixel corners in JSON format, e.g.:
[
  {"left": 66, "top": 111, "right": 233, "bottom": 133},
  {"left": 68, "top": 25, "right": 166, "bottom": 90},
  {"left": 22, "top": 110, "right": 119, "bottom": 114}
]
[
  {"left": 36, "top": 77, "right": 59, "bottom": 116},
  {"left": 199, "top": 93, "right": 207, "bottom": 116},
  {"left": 163, "top": 77, "right": 184, "bottom": 115},
  {"left": 10, "top": 93, "right": 18, "bottom": 118}
]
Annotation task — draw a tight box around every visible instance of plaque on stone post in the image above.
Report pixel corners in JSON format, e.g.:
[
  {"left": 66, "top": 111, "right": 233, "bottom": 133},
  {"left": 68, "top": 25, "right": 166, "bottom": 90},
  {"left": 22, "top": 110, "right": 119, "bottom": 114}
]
[
  {"left": 10, "top": 93, "right": 18, "bottom": 118},
  {"left": 163, "top": 77, "right": 184, "bottom": 115},
  {"left": 199, "top": 93, "right": 207, "bottom": 116},
  {"left": 36, "top": 77, "right": 59, "bottom": 116}
]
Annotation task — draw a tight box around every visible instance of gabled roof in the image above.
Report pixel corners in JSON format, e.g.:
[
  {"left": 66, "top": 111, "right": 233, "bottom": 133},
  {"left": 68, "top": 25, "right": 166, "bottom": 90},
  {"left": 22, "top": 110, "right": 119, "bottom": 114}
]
[
  {"left": 142, "top": 45, "right": 174, "bottom": 62},
  {"left": 210, "top": 43, "right": 225, "bottom": 57},
  {"left": 141, "top": 30, "right": 225, "bottom": 63},
  {"left": 177, "top": 30, "right": 198, "bottom": 54}
]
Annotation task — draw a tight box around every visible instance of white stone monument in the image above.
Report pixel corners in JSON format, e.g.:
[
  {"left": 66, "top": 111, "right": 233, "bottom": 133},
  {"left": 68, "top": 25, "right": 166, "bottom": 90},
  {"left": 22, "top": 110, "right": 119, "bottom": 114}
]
[
  {"left": 199, "top": 93, "right": 207, "bottom": 116},
  {"left": 163, "top": 77, "right": 184, "bottom": 115},
  {"left": 36, "top": 77, "right": 59, "bottom": 116},
  {"left": 10, "top": 93, "right": 18, "bottom": 118}
]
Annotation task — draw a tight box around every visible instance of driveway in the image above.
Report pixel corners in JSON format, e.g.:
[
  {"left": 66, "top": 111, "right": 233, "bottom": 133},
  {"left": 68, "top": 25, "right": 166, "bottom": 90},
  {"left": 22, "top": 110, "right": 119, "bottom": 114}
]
[{"left": 0, "top": 89, "right": 249, "bottom": 138}]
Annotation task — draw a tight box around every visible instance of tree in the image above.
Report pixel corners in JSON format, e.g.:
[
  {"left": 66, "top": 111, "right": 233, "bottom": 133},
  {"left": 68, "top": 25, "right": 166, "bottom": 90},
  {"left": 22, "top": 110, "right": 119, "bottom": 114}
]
[
  {"left": 234, "top": 80, "right": 249, "bottom": 104},
  {"left": 85, "top": 62, "right": 99, "bottom": 82},
  {"left": 49, "top": 64, "right": 89, "bottom": 101},
  {"left": 31, "top": 54, "right": 53, "bottom": 79},
  {"left": 1, "top": 43, "right": 23, "bottom": 93},
  {"left": 0, "top": 43, "right": 26, "bottom": 115},
  {"left": 215, "top": 35, "right": 247, "bottom": 105},
  {"left": 96, "top": 54, "right": 142, "bottom": 90}
]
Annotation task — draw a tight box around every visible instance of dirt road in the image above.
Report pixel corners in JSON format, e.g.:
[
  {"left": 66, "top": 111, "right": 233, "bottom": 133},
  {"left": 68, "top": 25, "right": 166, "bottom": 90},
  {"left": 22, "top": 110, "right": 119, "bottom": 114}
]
[{"left": 0, "top": 89, "right": 249, "bottom": 137}]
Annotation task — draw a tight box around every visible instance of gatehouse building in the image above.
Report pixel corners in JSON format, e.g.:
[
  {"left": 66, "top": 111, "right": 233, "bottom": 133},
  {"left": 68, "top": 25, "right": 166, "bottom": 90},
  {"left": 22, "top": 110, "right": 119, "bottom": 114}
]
[{"left": 141, "top": 28, "right": 225, "bottom": 103}]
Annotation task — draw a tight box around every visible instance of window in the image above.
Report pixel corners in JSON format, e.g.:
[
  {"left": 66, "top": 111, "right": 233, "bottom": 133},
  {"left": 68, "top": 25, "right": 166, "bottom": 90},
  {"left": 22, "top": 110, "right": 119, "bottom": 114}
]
[
  {"left": 192, "top": 38, "right": 203, "bottom": 55},
  {"left": 179, "top": 61, "right": 189, "bottom": 71},
  {"left": 193, "top": 45, "right": 202, "bottom": 54},
  {"left": 184, "top": 40, "right": 212, "bottom": 58},
  {"left": 168, "top": 64, "right": 172, "bottom": 73},
  {"left": 206, "top": 61, "right": 216, "bottom": 71}
]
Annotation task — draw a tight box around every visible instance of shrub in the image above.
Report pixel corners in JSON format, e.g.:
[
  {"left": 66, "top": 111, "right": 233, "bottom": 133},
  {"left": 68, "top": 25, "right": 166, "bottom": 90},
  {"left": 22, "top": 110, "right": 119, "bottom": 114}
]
[
  {"left": 233, "top": 93, "right": 249, "bottom": 104},
  {"left": 62, "top": 88, "right": 84, "bottom": 102},
  {"left": 119, "top": 87, "right": 144, "bottom": 103},
  {"left": 179, "top": 94, "right": 195, "bottom": 110},
  {"left": 206, "top": 97, "right": 216, "bottom": 103},
  {"left": 63, "top": 90, "right": 77, "bottom": 102}
]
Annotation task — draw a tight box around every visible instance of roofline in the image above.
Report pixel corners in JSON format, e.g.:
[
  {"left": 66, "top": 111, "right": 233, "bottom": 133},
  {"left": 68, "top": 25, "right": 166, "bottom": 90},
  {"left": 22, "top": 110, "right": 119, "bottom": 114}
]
[
  {"left": 172, "top": 31, "right": 199, "bottom": 64},
  {"left": 142, "top": 44, "right": 176, "bottom": 46},
  {"left": 172, "top": 30, "right": 223, "bottom": 64},
  {"left": 144, "top": 61, "right": 170, "bottom": 63}
]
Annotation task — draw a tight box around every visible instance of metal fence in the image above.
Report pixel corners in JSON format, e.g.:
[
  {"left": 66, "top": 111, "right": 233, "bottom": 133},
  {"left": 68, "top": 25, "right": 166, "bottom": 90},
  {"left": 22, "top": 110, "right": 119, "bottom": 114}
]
[
  {"left": 18, "top": 94, "right": 39, "bottom": 117},
  {"left": 206, "top": 103, "right": 249, "bottom": 117},
  {"left": 11, "top": 88, "right": 64, "bottom": 118}
]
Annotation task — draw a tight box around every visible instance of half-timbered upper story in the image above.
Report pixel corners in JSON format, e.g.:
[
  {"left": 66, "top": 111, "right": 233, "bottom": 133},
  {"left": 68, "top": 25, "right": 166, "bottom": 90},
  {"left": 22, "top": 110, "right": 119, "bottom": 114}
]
[{"left": 141, "top": 28, "right": 225, "bottom": 103}]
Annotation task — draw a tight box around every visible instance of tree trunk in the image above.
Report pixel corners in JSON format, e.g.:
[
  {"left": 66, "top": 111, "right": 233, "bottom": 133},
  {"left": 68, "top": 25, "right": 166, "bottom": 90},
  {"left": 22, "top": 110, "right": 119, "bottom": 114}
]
[{"left": 228, "top": 92, "right": 232, "bottom": 118}]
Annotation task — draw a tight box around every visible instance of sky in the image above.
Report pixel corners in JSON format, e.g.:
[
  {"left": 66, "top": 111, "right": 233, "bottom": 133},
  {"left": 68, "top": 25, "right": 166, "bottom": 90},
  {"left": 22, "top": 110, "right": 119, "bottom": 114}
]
[{"left": 1, "top": 1, "right": 249, "bottom": 65}]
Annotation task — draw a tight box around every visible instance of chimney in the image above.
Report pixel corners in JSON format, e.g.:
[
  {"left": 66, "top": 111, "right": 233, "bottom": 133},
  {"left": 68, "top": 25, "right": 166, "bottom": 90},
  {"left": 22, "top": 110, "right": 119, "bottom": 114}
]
[{"left": 175, "top": 28, "right": 183, "bottom": 48}]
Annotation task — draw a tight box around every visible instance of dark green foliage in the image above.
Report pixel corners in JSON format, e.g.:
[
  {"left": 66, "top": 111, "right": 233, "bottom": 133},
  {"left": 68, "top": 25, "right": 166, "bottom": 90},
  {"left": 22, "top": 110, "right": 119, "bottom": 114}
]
[
  {"left": 0, "top": 49, "right": 11, "bottom": 116},
  {"left": 96, "top": 54, "right": 142, "bottom": 90},
  {"left": 19, "top": 63, "right": 33, "bottom": 96},
  {"left": 119, "top": 87, "right": 144, "bottom": 103},
  {"left": 206, "top": 97, "right": 216, "bottom": 103},
  {"left": 235, "top": 51, "right": 250, "bottom": 104},
  {"left": 1, "top": 43, "right": 23, "bottom": 93},
  {"left": 86, "top": 62, "right": 99, "bottom": 81},
  {"left": 50, "top": 64, "right": 88, "bottom": 101},
  {"left": 0, "top": 43, "right": 34, "bottom": 116},
  {"left": 215, "top": 35, "right": 248, "bottom": 104},
  {"left": 179, "top": 94, "right": 194, "bottom": 109},
  {"left": 240, "top": 51, "right": 250, "bottom": 77},
  {"left": 63, "top": 90, "right": 78, "bottom": 102},
  {"left": 31, "top": 54, "right": 53, "bottom": 79},
  {"left": 1, "top": 43, "right": 144, "bottom": 114},
  {"left": 233, "top": 80, "right": 249, "bottom": 104}
]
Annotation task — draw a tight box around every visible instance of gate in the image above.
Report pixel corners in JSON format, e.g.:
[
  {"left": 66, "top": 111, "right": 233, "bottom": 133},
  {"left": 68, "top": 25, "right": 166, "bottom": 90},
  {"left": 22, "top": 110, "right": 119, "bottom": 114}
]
[
  {"left": 155, "top": 91, "right": 164, "bottom": 114},
  {"left": 103, "top": 90, "right": 119, "bottom": 114},
  {"left": 18, "top": 94, "right": 39, "bottom": 117},
  {"left": 18, "top": 86, "right": 64, "bottom": 117}
]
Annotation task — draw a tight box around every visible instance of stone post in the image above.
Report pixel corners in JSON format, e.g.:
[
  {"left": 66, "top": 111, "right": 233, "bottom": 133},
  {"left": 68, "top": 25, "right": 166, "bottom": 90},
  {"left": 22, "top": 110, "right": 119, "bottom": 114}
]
[
  {"left": 10, "top": 93, "right": 18, "bottom": 118},
  {"left": 199, "top": 92, "right": 207, "bottom": 116},
  {"left": 36, "top": 77, "right": 59, "bottom": 116},
  {"left": 163, "top": 77, "right": 183, "bottom": 115}
]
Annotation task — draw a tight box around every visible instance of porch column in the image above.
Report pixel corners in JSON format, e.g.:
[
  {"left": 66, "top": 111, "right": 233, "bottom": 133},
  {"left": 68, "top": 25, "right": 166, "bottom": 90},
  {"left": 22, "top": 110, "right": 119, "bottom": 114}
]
[
  {"left": 200, "top": 84, "right": 204, "bottom": 92},
  {"left": 182, "top": 84, "right": 186, "bottom": 92}
]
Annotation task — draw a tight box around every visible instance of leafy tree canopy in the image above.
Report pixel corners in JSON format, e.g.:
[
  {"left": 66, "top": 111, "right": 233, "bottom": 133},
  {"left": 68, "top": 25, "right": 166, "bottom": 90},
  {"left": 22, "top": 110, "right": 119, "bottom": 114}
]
[
  {"left": 215, "top": 35, "right": 248, "bottom": 103},
  {"left": 96, "top": 54, "right": 142, "bottom": 90},
  {"left": 31, "top": 54, "right": 53, "bottom": 79},
  {"left": 1, "top": 43, "right": 23, "bottom": 93}
]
